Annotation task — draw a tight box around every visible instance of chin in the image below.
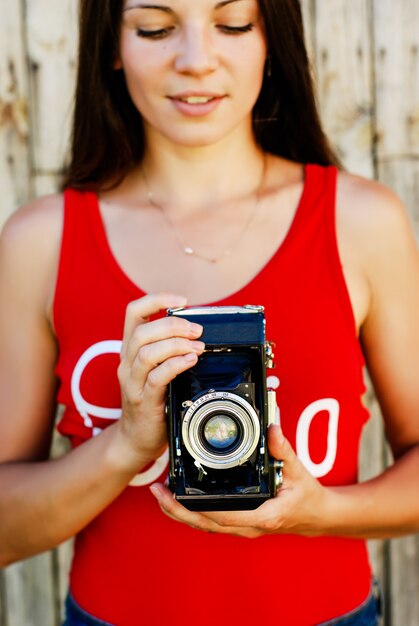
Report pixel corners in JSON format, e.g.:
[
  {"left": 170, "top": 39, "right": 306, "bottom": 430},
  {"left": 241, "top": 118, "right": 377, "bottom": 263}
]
[{"left": 165, "top": 123, "right": 251, "bottom": 150}]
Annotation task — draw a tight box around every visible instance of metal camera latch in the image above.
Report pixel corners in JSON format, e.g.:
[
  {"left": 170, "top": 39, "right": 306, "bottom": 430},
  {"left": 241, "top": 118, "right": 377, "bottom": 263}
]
[
  {"left": 267, "top": 389, "right": 277, "bottom": 427},
  {"left": 265, "top": 341, "right": 275, "bottom": 368},
  {"left": 274, "top": 460, "right": 284, "bottom": 491},
  {"left": 194, "top": 460, "right": 208, "bottom": 482}
]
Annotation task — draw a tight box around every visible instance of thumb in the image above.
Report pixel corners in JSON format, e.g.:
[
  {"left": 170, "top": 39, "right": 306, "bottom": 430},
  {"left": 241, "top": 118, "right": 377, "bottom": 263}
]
[{"left": 267, "top": 425, "right": 302, "bottom": 479}]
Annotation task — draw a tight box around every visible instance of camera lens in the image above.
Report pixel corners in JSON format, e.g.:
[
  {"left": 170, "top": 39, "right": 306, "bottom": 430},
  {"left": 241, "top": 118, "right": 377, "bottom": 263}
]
[
  {"left": 182, "top": 390, "right": 261, "bottom": 470},
  {"left": 203, "top": 414, "right": 239, "bottom": 450}
]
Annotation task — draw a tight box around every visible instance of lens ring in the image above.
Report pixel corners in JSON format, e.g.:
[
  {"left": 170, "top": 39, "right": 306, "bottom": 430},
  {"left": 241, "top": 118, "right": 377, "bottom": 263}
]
[
  {"left": 182, "top": 391, "right": 260, "bottom": 469},
  {"left": 190, "top": 402, "right": 251, "bottom": 461}
]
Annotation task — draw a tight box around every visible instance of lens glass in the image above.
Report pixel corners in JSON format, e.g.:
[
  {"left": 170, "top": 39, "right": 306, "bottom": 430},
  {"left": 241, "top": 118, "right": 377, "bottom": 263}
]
[{"left": 203, "top": 414, "right": 239, "bottom": 450}]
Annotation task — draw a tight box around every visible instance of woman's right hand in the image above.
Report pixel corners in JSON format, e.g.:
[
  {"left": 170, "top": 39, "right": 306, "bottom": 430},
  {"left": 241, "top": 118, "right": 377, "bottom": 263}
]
[{"left": 115, "top": 293, "right": 205, "bottom": 469}]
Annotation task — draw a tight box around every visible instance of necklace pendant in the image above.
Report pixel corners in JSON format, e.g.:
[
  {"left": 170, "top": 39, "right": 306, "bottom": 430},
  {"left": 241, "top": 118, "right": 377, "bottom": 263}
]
[{"left": 184, "top": 247, "right": 194, "bottom": 255}]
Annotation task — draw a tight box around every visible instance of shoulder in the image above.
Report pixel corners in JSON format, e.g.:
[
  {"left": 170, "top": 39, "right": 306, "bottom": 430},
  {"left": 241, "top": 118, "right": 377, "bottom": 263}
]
[
  {"left": 335, "top": 170, "right": 417, "bottom": 271},
  {"left": 1, "top": 193, "right": 63, "bottom": 245},
  {"left": 335, "top": 170, "right": 419, "bottom": 332},
  {"left": 0, "top": 193, "right": 64, "bottom": 265},
  {"left": 0, "top": 193, "right": 64, "bottom": 314},
  {"left": 335, "top": 169, "right": 413, "bottom": 243}
]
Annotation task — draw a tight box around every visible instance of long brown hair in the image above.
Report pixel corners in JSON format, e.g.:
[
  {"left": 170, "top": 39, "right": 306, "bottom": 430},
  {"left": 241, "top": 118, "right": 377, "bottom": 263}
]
[{"left": 61, "top": 0, "right": 342, "bottom": 192}]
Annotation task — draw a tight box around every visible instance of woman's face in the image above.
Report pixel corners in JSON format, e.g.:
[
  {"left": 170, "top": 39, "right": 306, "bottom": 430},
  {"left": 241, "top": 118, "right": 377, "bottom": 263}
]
[{"left": 118, "top": 0, "right": 267, "bottom": 149}]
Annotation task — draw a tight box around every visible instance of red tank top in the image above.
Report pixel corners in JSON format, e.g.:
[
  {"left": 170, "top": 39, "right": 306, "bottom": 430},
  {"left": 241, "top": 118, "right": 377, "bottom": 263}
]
[{"left": 54, "top": 164, "right": 371, "bottom": 626}]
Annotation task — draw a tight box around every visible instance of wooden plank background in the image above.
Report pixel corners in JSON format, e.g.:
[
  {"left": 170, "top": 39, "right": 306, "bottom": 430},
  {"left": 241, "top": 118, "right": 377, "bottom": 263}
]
[{"left": 0, "top": 0, "right": 418, "bottom": 624}]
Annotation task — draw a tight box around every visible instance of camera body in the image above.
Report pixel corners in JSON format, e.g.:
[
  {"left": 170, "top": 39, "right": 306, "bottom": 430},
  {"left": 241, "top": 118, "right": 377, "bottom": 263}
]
[{"left": 166, "top": 305, "right": 283, "bottom": 511}]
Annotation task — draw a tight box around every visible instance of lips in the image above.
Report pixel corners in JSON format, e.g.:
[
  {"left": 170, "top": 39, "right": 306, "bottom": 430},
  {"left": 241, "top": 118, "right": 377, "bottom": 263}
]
[
  {"left": 169, "top": 92, "right": 224, "bottom": 104},
  {"left": 168, "top": 92, "right": 226, "bottom": 117}
]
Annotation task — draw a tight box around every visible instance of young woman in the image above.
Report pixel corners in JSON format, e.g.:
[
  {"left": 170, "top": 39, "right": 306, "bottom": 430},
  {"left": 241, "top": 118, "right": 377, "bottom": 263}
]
[{"left": 0, "top": 1, "right": 418, "bottom": 624}]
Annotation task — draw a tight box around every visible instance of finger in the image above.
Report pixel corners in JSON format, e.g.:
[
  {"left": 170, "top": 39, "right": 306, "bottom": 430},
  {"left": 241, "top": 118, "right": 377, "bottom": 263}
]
[
  {"left": 150, "top": 484, "right": 260, "bottom": 537},
  {"left": 128, "top": 352, "right": 199, "bottom": 403},
  {"left": 149, "top": 484, "right": 218, "bottom": 532},
  {"left": 124, "top": 316, "right": 204, "bottom": 366},
  {"left": 157, "top": 503, "right": 260, "bottom": 537},
  {"left": 198, "top": 508, "right": 260, "bottom": 528},
  {"left": 129, "top": 338, "right": 204, "bottom": 390},
  {"left": 268, "top": 425, "right": 303, "bottom": 481},
  {"left": 122, "top": 293, "right": 187, "bottom": 356}
]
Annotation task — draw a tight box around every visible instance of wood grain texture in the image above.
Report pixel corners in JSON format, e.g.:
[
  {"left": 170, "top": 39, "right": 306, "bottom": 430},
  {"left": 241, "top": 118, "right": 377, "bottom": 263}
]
[
  {"left": 0, "top": 0, "right": 31, "bottom": 226},
  {"left": 372, "top": 3, "right": 419, "bottom": 623},
  {"left": 3, "top": 555, "right": 56, "bottom": 626},
  {"left": 313, "top": 0, "right": 375, "bottom": 177},
  {"left": 25, "top": 0, "right": 78, "bottom": 196},
  {"left": 373, "top": 0, "right": 419, "bottom": 229}
]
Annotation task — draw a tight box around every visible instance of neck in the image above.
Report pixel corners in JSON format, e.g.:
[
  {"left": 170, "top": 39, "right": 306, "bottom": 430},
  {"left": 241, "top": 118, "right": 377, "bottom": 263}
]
[{"left": 121, "top": 124, "right": 266, "bottom": 216}]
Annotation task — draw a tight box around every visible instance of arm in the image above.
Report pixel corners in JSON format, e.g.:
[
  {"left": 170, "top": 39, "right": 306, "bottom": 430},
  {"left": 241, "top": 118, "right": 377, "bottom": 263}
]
[
  {"left": 150, "top": 176, "right": 419, "bottom": 539},
  {"left": 323, "top": 177, "right": 419, "bottom": 537},
  {"left": 0, "top": 199, "right": 204, "bottom": 566}
]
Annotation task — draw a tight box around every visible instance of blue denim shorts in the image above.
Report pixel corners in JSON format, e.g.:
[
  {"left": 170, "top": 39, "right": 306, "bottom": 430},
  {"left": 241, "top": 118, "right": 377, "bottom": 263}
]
[
  {"left": 63, "top": 593, "right": 114, "bottom": 626},
  {"left": 63, "top": 579, "right": 383, "bottom": 626},
  {"left": 317, "top": 578, "right": 383, "bottom": 625}
]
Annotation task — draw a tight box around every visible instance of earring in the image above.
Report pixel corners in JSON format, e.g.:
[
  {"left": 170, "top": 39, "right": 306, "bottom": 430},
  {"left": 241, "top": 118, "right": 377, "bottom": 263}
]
[{"left": 265, "top": 56, "right": 272, "bottom": 78}]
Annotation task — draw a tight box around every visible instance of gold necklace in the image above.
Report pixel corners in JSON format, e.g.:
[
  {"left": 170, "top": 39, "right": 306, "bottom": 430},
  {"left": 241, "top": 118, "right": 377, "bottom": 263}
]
[{"left": 144, "top": 156, "right": 267, "bottom": 264}]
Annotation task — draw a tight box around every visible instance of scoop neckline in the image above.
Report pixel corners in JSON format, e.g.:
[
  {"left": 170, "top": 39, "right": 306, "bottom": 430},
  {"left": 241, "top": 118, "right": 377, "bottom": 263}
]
[{"left": 88, "top": 163, "right": 312, "bottom": 307}]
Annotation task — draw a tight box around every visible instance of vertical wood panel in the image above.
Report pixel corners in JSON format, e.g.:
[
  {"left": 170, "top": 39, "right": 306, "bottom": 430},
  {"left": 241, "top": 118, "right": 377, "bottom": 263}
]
[
  {"left": 372, "top": 2, "right": 419, "bottom": 623},
  {"left": 390, "top": 535, "right": 419, "bottom": 626},
  {"left": 0, "top": 570, "right": 7, "bottom": 626},
  {"left": 373, "top": 0, "right": 419, "bottom": 231},
  {"left": 300, "top": 0, "right": 316, "bottom": 68},
  {"left": 54, "top": 541, "right": 74, "bottom": 623},
  {"left": 313, "top": 0, "right": 375, "bottom": 177},
  {"left": 0, "top": 0, "right": 31, "bottom": 226},
  {"left": 26, "top": 0, "right": 78, "bottom": 196},
  {"left": 4, "top": 556, "right": 56, "bottom": 626}
]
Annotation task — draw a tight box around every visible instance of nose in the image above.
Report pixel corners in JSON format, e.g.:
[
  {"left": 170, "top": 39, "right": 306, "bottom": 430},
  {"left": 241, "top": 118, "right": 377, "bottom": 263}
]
[{"left": 174, "top": 24, "right": 219, "bottom": 76}]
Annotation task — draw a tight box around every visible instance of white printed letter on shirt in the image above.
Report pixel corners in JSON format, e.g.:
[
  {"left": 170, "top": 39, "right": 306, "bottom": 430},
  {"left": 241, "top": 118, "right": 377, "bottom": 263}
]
[{"left": 296, "top": 398, "right": 339, "bottom": 478}]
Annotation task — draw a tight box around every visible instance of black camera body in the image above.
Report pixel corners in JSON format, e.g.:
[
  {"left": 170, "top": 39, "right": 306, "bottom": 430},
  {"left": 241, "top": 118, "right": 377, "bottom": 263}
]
[{"left": 166, "top": 305, "right": 283, "bottom": 511}]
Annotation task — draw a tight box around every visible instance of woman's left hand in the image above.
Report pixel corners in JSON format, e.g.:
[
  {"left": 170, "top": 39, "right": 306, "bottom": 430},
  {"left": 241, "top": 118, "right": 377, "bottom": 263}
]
[{"left": 149, "top": 425, "right": 330, "bottom": 538}]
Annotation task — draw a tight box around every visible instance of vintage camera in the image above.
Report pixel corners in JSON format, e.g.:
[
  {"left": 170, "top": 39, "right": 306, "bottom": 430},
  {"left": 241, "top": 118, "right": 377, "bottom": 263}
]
[{"left": 166, "top": 305, "right": 283, "bottom": 511}]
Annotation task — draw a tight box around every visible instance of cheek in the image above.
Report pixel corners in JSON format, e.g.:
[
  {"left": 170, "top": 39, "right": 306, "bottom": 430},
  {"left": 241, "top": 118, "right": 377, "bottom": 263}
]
[
  {"left": 234, "top": 39, "right": 266, "bottom": 84},
  {"left": 121, "top": 57, "right": 160, "bottom": 107},
  {"left": 119, "top": 37, "right": 162, "bottom": 94},
  {"left": 237, "top": 51, "right": 266, "bottom": 101}
]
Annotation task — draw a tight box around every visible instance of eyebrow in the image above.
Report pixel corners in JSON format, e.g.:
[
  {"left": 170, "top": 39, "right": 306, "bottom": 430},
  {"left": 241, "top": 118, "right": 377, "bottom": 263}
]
[{"left": 123, "top": 0, "right": 246, "bottom": 13}]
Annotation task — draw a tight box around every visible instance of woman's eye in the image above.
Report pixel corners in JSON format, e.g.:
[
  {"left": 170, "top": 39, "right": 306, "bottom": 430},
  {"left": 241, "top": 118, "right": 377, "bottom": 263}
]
[
  {"left": 217, "top": 23, "right": 254, "bottom": 35},
  {"left": 136, "top": 27, "right": 174, "bottom": 39},
  {"left": 135, "top": 22, "right": 254, "bottom": 40}
]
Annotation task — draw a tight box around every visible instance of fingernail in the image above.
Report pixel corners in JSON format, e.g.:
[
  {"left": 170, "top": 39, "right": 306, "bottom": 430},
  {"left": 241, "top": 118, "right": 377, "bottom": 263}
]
[
  {"left": 191, "top": 341, "right": 205, "bottom": 352},
  {"left": 189, "top": 323, "right": 203, "bottom": 337},
  {"left": 269, "top": 423, "right": 285, "bottom": 445},
  {"left": 149, "top": 485, "right": 161, "bottom": 499},
  {"left": 185, "top": 352, "right": 198, "bottom": 362},
  {"left": 169, "top": 295, "right": 187, "bottom": 307},
  {"left": 276, "top": 425, "right": 285, "bottom": 445}
]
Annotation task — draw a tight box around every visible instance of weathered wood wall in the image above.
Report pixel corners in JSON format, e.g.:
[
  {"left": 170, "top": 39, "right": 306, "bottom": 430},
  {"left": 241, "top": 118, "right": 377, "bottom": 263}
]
[{"left": 0, "top": 1, "right": 418, "bottom": 624}]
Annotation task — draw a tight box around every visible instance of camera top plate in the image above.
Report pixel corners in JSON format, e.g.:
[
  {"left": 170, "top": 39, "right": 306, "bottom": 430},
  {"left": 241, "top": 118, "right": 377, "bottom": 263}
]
[
  {"left": 167, "top": 305, "right": 264, "bottom": 316},
  {"left": 167, "top": 305, "right": 266, "bottom": 346}
]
